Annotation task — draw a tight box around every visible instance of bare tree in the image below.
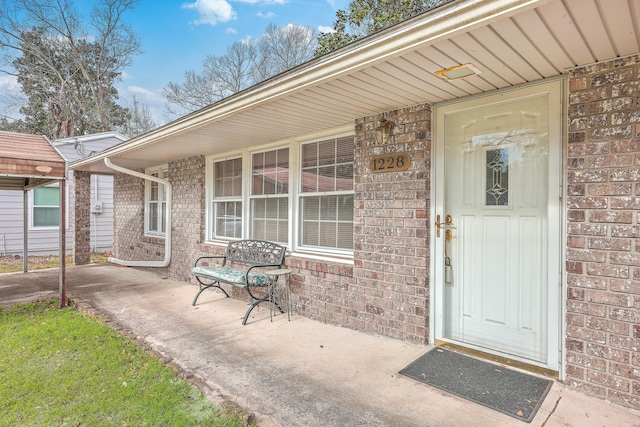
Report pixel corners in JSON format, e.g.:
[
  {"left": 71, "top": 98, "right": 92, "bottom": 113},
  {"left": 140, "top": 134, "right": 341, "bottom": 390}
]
[
  {"left": 0, "top": 0, "right": 142, "bottom": 138},
  {"left": 252, "top": 23, "right": 318, "bottom": 82},
  {"left": 164, "top": 41, "right": 256, "bottom": 118},
  {"left": 116, "top": 95, "right": 157, "bottom": 137},
  {"left": 164, "top": 23, "right": 317, "bottom": 118}
]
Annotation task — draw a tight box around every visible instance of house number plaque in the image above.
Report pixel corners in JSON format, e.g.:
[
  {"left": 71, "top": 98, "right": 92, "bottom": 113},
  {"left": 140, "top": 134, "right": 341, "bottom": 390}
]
[{"left": 370, "top": 153, "right": 411, "bottom": 173}]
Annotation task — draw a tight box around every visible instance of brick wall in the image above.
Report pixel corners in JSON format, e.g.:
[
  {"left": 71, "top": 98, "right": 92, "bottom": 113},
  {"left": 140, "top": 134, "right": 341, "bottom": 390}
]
[
  {"left": 285, "top": 257, "right": 356, "bottom": 329},
  {"left": 113, "top": 168, "right": 159, "bottom": 262},
  {"left": 352, "top": 104, "right": 431, "bottom": 343},
  {"left": 164, "top": 156, "right": 208, "bottom": 281},
  {"left": 113, "top": 157, "right": 209, "bottom": 266},
  {"left": 566, "top": 54, "right": 640, "bottom": 409},
  {"left": 73, "top": 170, "right": 91, "bottom": 265}
]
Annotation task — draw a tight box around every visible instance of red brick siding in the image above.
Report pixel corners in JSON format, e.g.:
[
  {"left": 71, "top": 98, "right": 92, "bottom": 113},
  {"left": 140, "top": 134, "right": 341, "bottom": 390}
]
[
  {"left": 113, "top": 168, "right": 162, "bottom": 262},
  {"left": 113, "top": 156, "right": 211, "bottom": 270},
  {"left": 73, "top": 170, "right": 91, "bottom": 265},
  {"left": 285, "top": 257, "right": 356, "bottom": 329},
  {"left": 164, "top": 156, "right": 208, "bottom": 281},
  {"left": 352, "top": 104, "right": 431, "bottom": 343},
  {"left": 566, "top": 54, "right": 640, "bottom": 409}
]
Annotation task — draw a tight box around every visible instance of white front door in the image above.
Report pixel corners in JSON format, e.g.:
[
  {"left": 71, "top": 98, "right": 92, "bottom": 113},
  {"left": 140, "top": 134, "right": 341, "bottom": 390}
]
[{"left": 434, "top": 82, "right": 562, "bottom": 369}]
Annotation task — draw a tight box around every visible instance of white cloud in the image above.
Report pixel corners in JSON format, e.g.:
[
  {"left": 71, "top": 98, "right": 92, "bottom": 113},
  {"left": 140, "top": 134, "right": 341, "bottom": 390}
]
[
  {"left": 0, "top": 75, "right": 20, "bottom": 92},
  {"left": 257, "top": 11, "right": 275, "bottom": 19},
  {"left": 235, "top": 0, "right": 286, "bottom": 4},
  {"left": 182, "top": 0, "right": 236, "bottom": 26},
  {"left": 318, "top": 25, "right": 335, "bottom": 34},
  {"left": 0, "top": 75, "right": 24, "bottom": 120},
  {"left": 127, "top": 85, "right": 161, "bottom": 99},
  {"left": 226, "top": 27, "right": 238, "bottom": 34},
  {"left": 120, "top": 85, "right": 166, "bottom": 125}
]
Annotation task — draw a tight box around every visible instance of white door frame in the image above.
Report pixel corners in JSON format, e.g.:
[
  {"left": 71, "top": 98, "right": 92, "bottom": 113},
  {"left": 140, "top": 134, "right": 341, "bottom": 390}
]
[{"left": 429, "top": 79, "right": 565, "bottom": 375}]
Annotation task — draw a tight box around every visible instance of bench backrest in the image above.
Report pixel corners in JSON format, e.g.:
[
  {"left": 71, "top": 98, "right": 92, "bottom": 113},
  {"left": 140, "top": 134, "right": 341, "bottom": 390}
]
[{"left": 225, "top": 240, "right": 286, "bottom": 267}]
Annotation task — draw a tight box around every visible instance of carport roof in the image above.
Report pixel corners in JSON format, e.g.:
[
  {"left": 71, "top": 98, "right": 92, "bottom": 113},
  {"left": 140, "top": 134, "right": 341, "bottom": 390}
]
[{"left": 0, "top": 131, "right": 67, "bottom": 190}]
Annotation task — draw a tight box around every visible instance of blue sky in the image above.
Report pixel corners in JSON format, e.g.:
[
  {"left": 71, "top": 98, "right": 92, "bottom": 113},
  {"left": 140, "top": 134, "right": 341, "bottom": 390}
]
[
  {"left": 0, "top": 0, "right": 348, "bottom": 126},
  {"left": 122, "top": 0, "right": 348, "bottom": 123}
]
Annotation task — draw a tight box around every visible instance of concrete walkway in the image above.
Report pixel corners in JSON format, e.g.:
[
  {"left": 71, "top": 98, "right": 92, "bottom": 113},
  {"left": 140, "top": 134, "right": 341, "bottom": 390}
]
[{"left": 2, "top": 263, "right": 639, "bottom": 427}]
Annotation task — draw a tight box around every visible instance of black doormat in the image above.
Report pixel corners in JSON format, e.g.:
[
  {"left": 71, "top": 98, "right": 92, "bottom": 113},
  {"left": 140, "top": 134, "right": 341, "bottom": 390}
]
[{"left": 399, "top": 347, "right": 552, "bottom": 423}]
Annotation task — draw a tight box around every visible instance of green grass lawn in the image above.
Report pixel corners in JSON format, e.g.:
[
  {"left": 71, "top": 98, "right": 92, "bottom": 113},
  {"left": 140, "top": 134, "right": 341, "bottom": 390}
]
[{"left": 0, "top": 300, "right": 248, "bottom": 427}]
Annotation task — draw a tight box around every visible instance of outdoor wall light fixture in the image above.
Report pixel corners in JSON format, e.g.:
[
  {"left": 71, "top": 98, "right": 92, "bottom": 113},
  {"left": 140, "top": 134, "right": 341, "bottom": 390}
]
[
  {"left": 435, "top": 63, "right": 482, "bottom": 81},
  {"left": 376, "top": 116, "right": 394, "bottom": 144}
]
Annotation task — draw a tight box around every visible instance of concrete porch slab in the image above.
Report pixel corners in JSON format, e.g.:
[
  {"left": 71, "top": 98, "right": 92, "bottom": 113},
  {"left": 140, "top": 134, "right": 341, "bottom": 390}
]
[{"left": 1, "top": 263, "right": 639, "bottom": 427}]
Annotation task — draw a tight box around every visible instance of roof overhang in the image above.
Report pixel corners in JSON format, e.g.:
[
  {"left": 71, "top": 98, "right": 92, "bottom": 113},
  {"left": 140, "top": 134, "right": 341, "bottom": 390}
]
[
  {"left": 71, "top": 0, "right": 640, "bottom": 173},
  {"left": 0, "top": 132, "right": 67, "bottom": 190}
]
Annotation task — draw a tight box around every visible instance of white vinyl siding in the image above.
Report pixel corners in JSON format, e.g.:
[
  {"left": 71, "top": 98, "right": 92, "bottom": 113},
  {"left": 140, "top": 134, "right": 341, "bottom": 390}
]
[{"left": 90, "top": 174, "right": 114, "bottom": 252}]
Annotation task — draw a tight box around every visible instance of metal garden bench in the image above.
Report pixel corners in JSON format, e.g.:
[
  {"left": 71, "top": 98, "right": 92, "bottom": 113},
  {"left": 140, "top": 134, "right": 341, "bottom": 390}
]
[{"left": 191, "top": 239, "right": 286, "bottom": 325}]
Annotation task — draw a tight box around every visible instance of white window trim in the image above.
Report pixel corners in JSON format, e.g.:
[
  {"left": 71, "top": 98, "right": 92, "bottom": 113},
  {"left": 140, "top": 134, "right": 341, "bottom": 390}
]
[
  {"left": 249, "top": 146, "right": 290, "bottom": 246},
  {"left": 29, "top": 182, "right": 70, "bottom": 230},
  {"left": 144, "top": 165, "right": 168, "bottom": 238},
  {"left": 207, "top": 156, "right": 244, "bottom": 240},
  {"left": 295, "top": 135, "right": 355, "bottom": 257},
  {"left": 204, "top": 125, "right": 355, "bottom": 260}
]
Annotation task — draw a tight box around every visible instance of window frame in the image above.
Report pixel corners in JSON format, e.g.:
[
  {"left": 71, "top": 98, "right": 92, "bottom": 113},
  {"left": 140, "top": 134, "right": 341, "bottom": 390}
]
[
  {"left": 30, "top": 182, "right": 70, "bottom": 230},
  {"left": 249, "top": 146, "right": 290, "bottom": 245},
  {"left": 296, "top": 135, "right": 355, "bottom": 256},
  {"left": 210, "top": 157, "right": 244, "bottom": 240},
  {"left": 205, "top": 127, "right": 354, "bottom": 259},
  {"left": 144, "top": 165, "right": 168, "bottom": 238}
]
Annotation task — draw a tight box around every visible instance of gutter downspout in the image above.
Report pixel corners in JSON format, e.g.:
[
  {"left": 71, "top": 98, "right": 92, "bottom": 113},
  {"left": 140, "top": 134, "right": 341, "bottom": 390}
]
[{"left": 104, "top": 157, "right": 171, "bottom": 267}]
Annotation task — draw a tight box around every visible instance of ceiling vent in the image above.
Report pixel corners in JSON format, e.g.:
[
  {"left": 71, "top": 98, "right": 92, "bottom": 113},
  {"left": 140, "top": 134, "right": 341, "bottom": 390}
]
[{"left": 435, "top": 63, "right": 482, "bottom": 81}]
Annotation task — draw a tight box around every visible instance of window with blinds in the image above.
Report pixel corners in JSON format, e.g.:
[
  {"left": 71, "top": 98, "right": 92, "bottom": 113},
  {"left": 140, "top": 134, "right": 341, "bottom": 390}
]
[
  {"left": 213, "top": 158, "right": 243, "bottom": 239},
  {"left": 299, "top": 136, "right": 354, "bottom": 251},
  {"left": 250, "top": 148, "right": 289, "bottom": 244},
  {"left": 205, "top": 133, "right": 354, "bottom": 257}
]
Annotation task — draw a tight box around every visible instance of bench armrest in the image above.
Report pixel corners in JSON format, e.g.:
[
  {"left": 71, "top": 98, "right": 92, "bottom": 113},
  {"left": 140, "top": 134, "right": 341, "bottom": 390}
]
[
  {"left": 194, "top": 255, "right": 226, "bottom": 267},
  {"left": 245, "top": 263, "right": 283, "bottom": 271},
  {"left": 244, "top": 263, "right": 284, "bottom": 286}
]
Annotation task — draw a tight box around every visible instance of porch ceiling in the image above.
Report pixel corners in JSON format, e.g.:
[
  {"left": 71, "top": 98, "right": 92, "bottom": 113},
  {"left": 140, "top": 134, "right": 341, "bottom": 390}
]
[{"left": 73, "top": 0, "right": 640, "bottom": 174}]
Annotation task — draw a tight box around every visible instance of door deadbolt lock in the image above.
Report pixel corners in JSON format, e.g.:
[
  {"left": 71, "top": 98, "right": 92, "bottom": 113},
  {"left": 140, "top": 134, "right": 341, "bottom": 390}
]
[{"left": 435, "top": 214, "right": 454, "bottom": 238}]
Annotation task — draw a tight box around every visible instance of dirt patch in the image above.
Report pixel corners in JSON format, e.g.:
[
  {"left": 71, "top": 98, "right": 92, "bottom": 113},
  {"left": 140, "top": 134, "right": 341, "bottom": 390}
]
[{"left": 0, "top": 252, "right": 110, "bottom": 274}]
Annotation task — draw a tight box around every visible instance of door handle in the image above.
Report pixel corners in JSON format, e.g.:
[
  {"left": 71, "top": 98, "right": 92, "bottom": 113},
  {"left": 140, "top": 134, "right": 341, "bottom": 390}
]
[{"left": 435, "top": 214, "right": 454, "bottom": 238}]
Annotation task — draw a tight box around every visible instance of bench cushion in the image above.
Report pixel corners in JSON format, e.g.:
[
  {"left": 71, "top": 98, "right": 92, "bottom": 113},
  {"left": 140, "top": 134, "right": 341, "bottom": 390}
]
[{"left": 192, "top": 265, "right": 273, "bottom": 287}]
